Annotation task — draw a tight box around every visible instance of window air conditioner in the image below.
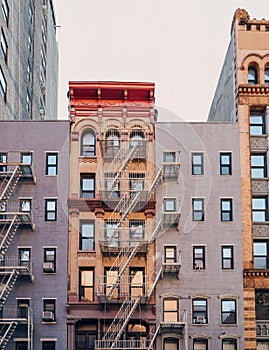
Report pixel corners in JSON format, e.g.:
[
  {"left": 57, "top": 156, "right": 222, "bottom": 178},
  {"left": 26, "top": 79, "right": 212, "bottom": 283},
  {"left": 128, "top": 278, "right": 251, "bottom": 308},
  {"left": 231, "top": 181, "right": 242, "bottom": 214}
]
[
  {"left": 42, "top": 311, "right": 54, "bottom": 320},
  {"left": 43, "top": 262, "right": 54, "bottom": 272},
  {"left": 196, "top": 316, "right": 206, "bottom": 324}
]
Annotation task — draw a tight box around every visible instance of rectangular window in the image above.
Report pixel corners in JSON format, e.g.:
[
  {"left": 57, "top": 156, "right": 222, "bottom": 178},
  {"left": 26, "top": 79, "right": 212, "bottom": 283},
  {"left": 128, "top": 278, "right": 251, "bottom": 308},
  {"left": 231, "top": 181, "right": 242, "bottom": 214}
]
[
  {"left": 163, "top": 151, "right": 178, "bottom": 177},
  {"left": 164, "top": 338, "right": 179, "bottom": 350},
  {"left": 220, "top": 153, "right": 232, "bottom": 175},
  {"left": 257, "top": 341, "right": 269, "bottom": 350},
  {"left": 45, "top": 199, "right": 57, "bottom": 221},
  {"left": 43, "top": 248, "right": 56, "bottom": 273},
  {"left": 79, "top": 268, "right": 94, "bottom": 302},
  {"left": 42, "top": 342, "right": 56, "bottom": 350},
  {"left": 18, "top": 248, "right": 31, "bottom": 267},
  {"left": 193, "top": 339, "right": 208, "bottom": 350},
  {"left": 192, "top": 299, "right": 208, "bottom": 324},
  {"left": 129, "top": 220, "right": 145, "bottom": 241},
  {"left": 80, "top": 174, "right": 95, "bottom": 198},
  {"left": 43, "top": 299, "right": 56, "bottom": 322},
  {"left": 46, "top": 153, "right": 58, "bottom": 176},
  {"left": 105, "top": 221, "right": 119, "bottom": 247},
  {"left": 163, "top": 151, "right": 176, "bottom": 163},
  {"left": 17, "top": 298, "right": 29, "bottom": 318},
  {"left": 80, "top": 221, "right": 95, "bottom": 250},
  {"left": 0, "top": 152, "right": 7, "bottom": 172},
  {"left": 221, "top": 199, "right": 233, "bottom": 221},
  {"left": 129, "top": 173, "right": 145, "bottom": 197},
  {"left": 129, "top": 268, "right": 144, "bottom": 298},
  {"left": 192, "top": 153, "right": 204, "bottom": 175},
  {"left": 20, "top": 152, "right": 32, "bottom": 164},
  {"left": 252, "top": 197, "right": 267, "bottom": 222},
  {"left": 164, "top": 198, "right": 176, "bottom": 212},
  {"left": 193, "top": 246, "right": 205, "bottom": 270},
  {"left": 250, "top": 110, "right": 266, "bottom": 135},
  {"left": 256, "top": 291, "right": 269, "bottom": 320},
  {"left": 1, "top": 29, "right": 7, "bottom": 64},
  {"left": 16, "top": 341, "right": 28, "bottom": 350},
  {"left": 192, "top": 198, "right": 204, "bottom": 221},
  {"left": 221, "top": 299, "right": 236, "bottom": 324},
  {"left": 2, "top": 0, "right": 9, "bottom": 27},
  {"left": 105, "top": 268, "right": 119, "bottom": 299},
  {"left": 251, "top": 154, "right": 267, "bottom": 178},
  {"left": 222, "top": 339, "right": 237, "bottom": 350},
  {"left": 164, "top": 246, "right": 177, "bottom": 264},
  {"left": 0, "top": 65, "right": 7, "bottom": 102},
  {"left": 20, "top": 198, "right": 31, "bottom": 213},
  {"left": 163, "top": 298, "right": 178, "bottom": 322},
  {"left": 222, "top": 246, "right": 234, "bottom": 269},
  {"left": 254, "top": 241, "right": 269, "bottom": 269},
  {"left": 105, "top": 173, "right": 120, "bottom": 198}
]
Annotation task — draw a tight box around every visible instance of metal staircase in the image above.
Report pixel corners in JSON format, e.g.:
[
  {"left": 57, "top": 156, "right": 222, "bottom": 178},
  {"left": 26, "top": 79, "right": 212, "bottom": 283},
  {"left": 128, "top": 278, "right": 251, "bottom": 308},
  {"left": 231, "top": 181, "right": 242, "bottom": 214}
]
[
  {"left": 0, "top": 167, "right": 22, "bottom": 202},
  {"left": 0, "top": 321, "right": 18, "bottom": 349},
  {"left": 0, "top": 270, "right": 19, "bottom": 307},
  {"left": 0, "top": 216, "right": 20, "bottom": 260}
]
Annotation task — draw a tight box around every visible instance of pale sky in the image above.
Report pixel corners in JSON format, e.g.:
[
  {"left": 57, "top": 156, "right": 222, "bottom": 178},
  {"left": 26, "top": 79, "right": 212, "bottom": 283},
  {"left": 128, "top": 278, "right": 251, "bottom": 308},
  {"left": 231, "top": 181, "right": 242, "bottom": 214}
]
[{"left": 53, "top": 1, "right": 269, "bottom": 121}]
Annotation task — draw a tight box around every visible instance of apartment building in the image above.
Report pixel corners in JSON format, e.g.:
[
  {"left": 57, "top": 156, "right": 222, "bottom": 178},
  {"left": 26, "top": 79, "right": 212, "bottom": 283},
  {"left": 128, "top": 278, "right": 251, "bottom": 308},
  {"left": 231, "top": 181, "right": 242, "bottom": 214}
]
[
  {"left": 67, "top": 81, "right": 160, "bottom": 350},
  {"left": 0, "top": 120, "right": 69, "bottom": 350},
  {"left": 155, "top": 122, "right": 244, "bottom": 350},
  {"left": 0, "top": 0, "right": 58, "bottom": 120},
  {"left": 208, "top": 8, "right": 269, "bottom": 350}
]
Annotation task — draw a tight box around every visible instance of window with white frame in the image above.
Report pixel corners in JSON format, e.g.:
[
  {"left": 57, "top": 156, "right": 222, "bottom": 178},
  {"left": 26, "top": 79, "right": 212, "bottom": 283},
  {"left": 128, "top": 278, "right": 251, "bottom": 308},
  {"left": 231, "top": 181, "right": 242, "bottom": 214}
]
[
  {"left": 164, "top": 198, "right": 176, "bottom": 212},
  {"left": 221, "top": 299, "right": 236, "bottom": 324},
  {"left": 254, "top": 241, "right": 269, "bottom": 269},
  {"left": 251, "top": 154, "right": 267, "bottom": 178},
  {"left": 79, "top": 221, "right": 95, "bottom": 250},
  {"left": 252, "top": 197, "right": 268, "bottom": 222}
]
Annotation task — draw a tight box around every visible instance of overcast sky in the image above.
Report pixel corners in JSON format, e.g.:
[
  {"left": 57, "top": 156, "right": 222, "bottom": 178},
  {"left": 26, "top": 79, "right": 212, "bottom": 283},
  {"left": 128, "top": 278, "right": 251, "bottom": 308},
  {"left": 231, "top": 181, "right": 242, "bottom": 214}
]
[{"left": 53, "top": 1, "right": 269, "bottom": 121}]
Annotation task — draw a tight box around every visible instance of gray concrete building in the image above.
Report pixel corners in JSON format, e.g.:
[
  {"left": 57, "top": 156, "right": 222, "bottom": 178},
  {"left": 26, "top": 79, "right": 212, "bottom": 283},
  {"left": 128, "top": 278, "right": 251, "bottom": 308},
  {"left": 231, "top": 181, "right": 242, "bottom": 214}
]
[
  {"left": 154, "top": 122, "right": 244, "bottom": 350},
  {"left": 0, "top": 120, "right": 69, "bottom": 350},
  {"left": 0, "top": 0, "right": 58, "bottom": 120}
]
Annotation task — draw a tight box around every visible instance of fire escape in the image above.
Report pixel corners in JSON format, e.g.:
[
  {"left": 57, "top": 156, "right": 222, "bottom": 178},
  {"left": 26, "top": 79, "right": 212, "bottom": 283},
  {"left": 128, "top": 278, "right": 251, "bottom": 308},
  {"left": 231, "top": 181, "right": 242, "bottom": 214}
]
[
  {"left": 0, "top": 152, "right": 35, "bottom": 349},
  {"left": 96, "top": 135, "right": 181, "bottom": 349}
]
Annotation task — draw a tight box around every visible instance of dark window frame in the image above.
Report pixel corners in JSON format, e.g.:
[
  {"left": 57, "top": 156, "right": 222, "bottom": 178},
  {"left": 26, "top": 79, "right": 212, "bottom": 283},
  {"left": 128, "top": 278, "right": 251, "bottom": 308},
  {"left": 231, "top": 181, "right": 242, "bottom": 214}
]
[
  {"left": 18, "top": 247, "right": 31, "bottom": 267},
  {"left": 0, "top": 152, "right": 7, "bottom": 172},
  {"left": 42, "top": 341, "right": 56, "bottom": 350},
  {"left": 81, "top": 129, "right": 96, "bottom": 157},
  {"left": 79, "top": 268, "right": 94, "bottom": 302},
  {"left": 251, "top": 154, "right": 267, "bottom": 178},
  {"left": 163, "top": 298, "right": 179, "bottom": 322},
  {"left": 250, "top": 110, "right": 266, "bottom": 135},
  {"left": 192, "top": 153, "right": 204, "bottom": 175},
  {"left": 46, "top": 153, "right": 58, "bottom": 176},
  {"left": 221, "top": 299, "right": 237, "bottom": 324},
  {"left": 193, "top": 338, "right": 208, "bottom": 350},
  {"left": 164, "top": 246, "right": 177, "bottom": 264},
  {"left": 252, "top": 196, "right": 268, "bottom": 222},
  {"left": 43, "top": 299, "right": 56, "bottom": 323},
  {"left": 222, "top": 338, "right": 237, "bottom": 350},
  {"left": 192, "top": 298, "right": 208, "bottom": 324},
  {"left": 163, "top": 338, "right": 179, "bottom": 350},
  {"left": 221, "top": 246, "right": 234, "bottom": 269},
  {"left": 248, "top": 65, "right": 258, "bottom": 84},
  {"left": 0, "top": 65, "right": 7, "bottom": 102},
  {"left": 45, "top": 199, "right": 57, "bottom": 221},
  {"left": 192, "top": 198, "right": 205, "bottom": 221},
  {"left": 221, "top": 198, "right": 233, "bottom": 221},
  {"left": 265, "top": 67, "right": 269, "bottom": 84},
  {"left": 193, "top": 246, "right": 205, "bottom": 270},
  {"left": 79, "top": 221, "right": 95, "bottom": 250},
  {"left": 80, "top": 174, "right": 95, "bottom": 199},
  {"left": 220, "top": 153, "right": 232, "bottom": 175},
  {"left": 43, "top": 248, "right": 56, "bottom": 273}
]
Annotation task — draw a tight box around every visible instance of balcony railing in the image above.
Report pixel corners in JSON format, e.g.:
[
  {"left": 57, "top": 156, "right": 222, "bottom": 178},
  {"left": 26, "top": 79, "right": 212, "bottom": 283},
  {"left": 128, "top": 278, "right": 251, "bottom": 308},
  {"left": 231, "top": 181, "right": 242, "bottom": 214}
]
[
  {"left": 257, "top": 320, "right": 269, "bottom": 337},
  {"left": 95, "top": 339, "right": 151, "bottom": 350},
  {"left": 0, "top": 305, "right": 33, "bottom": 321},
  {"left": 100, "top": 140, "right": 147, "bottom": 160},
  {"left": 0, "top": 257, "right": 33, "bottom": 279}
]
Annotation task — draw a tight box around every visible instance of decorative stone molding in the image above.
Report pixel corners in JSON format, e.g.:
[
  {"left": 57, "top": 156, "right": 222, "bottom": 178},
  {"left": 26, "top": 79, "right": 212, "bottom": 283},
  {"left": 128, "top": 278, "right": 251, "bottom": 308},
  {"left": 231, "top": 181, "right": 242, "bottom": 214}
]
[
  {"left": 250, "top": 136, "right": 268, "bottom": 150},
  {"left": 253, "top": 224, "right": 269, "bottom": 237},
  {"left": 238, "top": 85, "right": 269, "bottom": 95},
  {"left": 71, "top": 131, "right": 79, "bottom": 141},
  {"left": 257, "top": 320, "right": 269, "bottom": 337},
  {"left": 252, "top": 179, "right": 268, "bottom": 194},
  {"left": 95, "top": 208, "right": 105, "bottom": 218},
  {"left": 234, "top": 8, "right": 250, "bottom": 23}
]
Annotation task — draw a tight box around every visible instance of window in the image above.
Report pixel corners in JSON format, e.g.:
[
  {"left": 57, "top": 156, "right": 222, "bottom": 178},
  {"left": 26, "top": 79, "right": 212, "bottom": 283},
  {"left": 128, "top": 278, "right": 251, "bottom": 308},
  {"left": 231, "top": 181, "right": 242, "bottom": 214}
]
[
  {"left": 164, "top": 246, "right": 177, "bottom": 263},
  {"left": 192, "top": 299, "right": 207, "bottom": 324},
  {"left": 43, "top": 299, "right": 56, "bottom": 322},
  {"left": 105, "top": 221, "right": 119, "bottom": 247},
  {"left": 1, "top": 29, "right": 7, "bottom": 63},
  {"left": 192, "top": 198, "right": 204, "bottom": 221},
  {"left": 248, "top": 66, "right": 258, "bottom": 84},
  {"left": 0, "top": 202, "right": 6, "bottom": 219},
  {"left": 256, "top": 291, "right": 269, "bottom": 320},
  {"left": 104, "top": 268, "right": 119, "bottom": 299},
  {"left": 265, "top": 68, "right": 269, "bottom": 84},
  {"left": 80, "top": 174, "right": 95, "bottom": 198},
  {"left": 46, "top": 153, "right": 58, "bottom": 176},
  {"left": 193, "top": 339, "right": 208, "bottom": 350},
  {"left": 105, "top": 173, "right": 120, "bottom": 198},
  {"left": 222, "top": 338, "right": 237, "bottom": 350},
  {"left": 16, "top": 342, "right": 28, "bottom": 350},
  {"left": 164, "top": 198, "right": 176, "bottom": 212},
  {"left": 129, "top": 268, "right": 144, "bottom": 298},
  {"left": 20, "top": 198, "right": 31, "bottom": 212},
  {"left": 222, "top": 246, "right": 234, "bottom": 269},
  {"left": 105, "top": 129, "right": 120, "bottom": 149},
  {"left": 0, "top": 152, "right": 7, "bottom": 172},
  {"left": 220, "top": 153, "right": 232, "bottom": 175},
  {"left": 17, "top": 299, "right": 29, "bottom": 318},
  {"left": 79, "top": 269, "right": 94, "bottom": 302},
  {"left": 43, "top": 248, "right": 56, "bottom": 273},
  {"left": 130, "top": 129, "right": 145, "bottom": 148},
  {"left": 163, "top": 298, "right": 178, "bottom": 322},
  {"left": 254, "top": 241, "right": 269, "bottom": 269},
  {"left": 257, "top": 341, "right": 269, "bottom": 350},
  {"left": 163, "top": 151, "right": 178, "bottom": 177},
  {"left": 192, "top": 153, "right": 204, "bottom": 175},
  {"left": 81, "top": 130, "right": 96, "bottom": 157},
  {"left": 21, "top": 152, "right": 32, "bottom": 164},
  {"left": 42, "top": 342, "right": 56, "bottom": 350},
  {"left": 252, "top": 197, "right": 267, "bottom": 222},
  {"left": 80, "top": 221, "right": 95, "bottom": 250},
  {"left": 221, "top": 299, "right": 236, "bottom": 324},
  {"left": 164, "top": 338, "right": 179, "bottom": 350},
  {"left": 18, "top": 248, "right": 30, "bottom": 267},
  {"left": 2, "top": 0, "right": 9, "bottom": 27},
  {"left": 163, "top": 151, "right": 176, "bottom": 163},
  {"left": 129, "top": 220, "right": 144, "bottom": 241},
  {"left": 193, "top": 246, "right": 205, "bottom": 270},
  {"left": 45, "top": 199, "right": 57, "bottom": 221},
  {"left": 251, "top": 154, "right": 267, "bottom": 178},
  {"left": 0, "top": 66, "right": 7, "bottom": 102},
  {"left": 221, "top": 199, "right": 233, "bottom": 221},
  {"left": 250, "top": 111, "right": 266, "bottom": 135},
  {"left": 129, "top": 173, "right": 145, "bottom": 196}
]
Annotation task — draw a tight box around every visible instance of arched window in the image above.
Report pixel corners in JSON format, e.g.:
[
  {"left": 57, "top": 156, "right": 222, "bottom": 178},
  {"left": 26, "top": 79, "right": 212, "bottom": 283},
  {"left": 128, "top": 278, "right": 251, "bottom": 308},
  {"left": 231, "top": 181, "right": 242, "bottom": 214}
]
[
  {"left": 264, "top": 67, "right": 269, "bottom": 84},
  {"left": 130, "top": 129, "right": 145, "bottom": 148},
  {"left": 248, "top": 66, "right": 258, "bottom": 84},
  {"left": 105, "top": 129, "right": 120, "bottom": 149},
  {"left": 81, "top": 130, "right": 96, "bottom": 157}
]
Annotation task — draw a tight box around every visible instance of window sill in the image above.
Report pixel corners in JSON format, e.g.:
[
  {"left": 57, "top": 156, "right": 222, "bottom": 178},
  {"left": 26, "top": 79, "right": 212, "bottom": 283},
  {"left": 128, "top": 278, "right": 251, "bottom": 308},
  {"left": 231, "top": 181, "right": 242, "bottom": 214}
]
[
  {"left": 43, "top": 272, "right": 56, "bottom": 275},
  {"left": 192, "top": 323, "right": 208, "bottom": 326},
  {"left": 45, "top": 175, "right": 58, "bottom": 177},
  {"left": 219, "top": 323, "right": 238, "bottom": 327},
  {"left": 42, "top": 321, "right": 56, "bottom": 325}
]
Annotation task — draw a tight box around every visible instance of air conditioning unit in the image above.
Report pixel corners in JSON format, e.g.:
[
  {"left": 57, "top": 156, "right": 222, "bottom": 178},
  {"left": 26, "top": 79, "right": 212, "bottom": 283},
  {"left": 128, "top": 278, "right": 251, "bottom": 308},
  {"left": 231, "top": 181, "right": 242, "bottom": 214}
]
[
  {"left": 42, "top": 311, "right": 54, "bottom": 321},
  {"left": 194, "top": 261, "right": 203, "bottom": 270},
  {"left": 196, "top": 315, "right": 206, "bottom": 324},
  {"left": 43, "top": 262, "right": 54, "bottom": 272}
]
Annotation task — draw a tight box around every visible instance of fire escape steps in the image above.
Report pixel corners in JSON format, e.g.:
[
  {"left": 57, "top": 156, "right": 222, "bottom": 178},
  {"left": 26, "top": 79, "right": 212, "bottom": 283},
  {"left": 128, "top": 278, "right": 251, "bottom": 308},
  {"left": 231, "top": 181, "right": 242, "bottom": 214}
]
[{"left": 0, "top": 321, "right": 18, "bottom": 349}]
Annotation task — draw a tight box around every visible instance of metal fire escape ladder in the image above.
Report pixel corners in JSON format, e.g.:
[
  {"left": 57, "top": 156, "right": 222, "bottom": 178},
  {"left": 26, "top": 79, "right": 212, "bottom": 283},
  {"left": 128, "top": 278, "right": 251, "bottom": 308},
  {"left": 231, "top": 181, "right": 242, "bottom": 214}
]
[
  {"left": 0, "top": 166, "right": 22, "bottom": 202},
  {"left": 147, "top": 314, "right": 162, "bottom": 350},
  {"left": 0, "top": 270, "right": 19, "bottom": 307},
  {"left": 0, "top": 321, "right": 18, "bottom": 349},
  {"left": 102, "top": 297, "right": 141, "bottom": 347},
  {"left": 0, "top": 216, "right": 20, "bottom": 259},
  {"left": 147, "top": 167, "right": 163, "bottom": 201},
  {"left": 147, "top": 260, "right": 163, "bottom": 300},
  {"left": 105, "top": 145, "right": 138, "bottom": 192}
]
